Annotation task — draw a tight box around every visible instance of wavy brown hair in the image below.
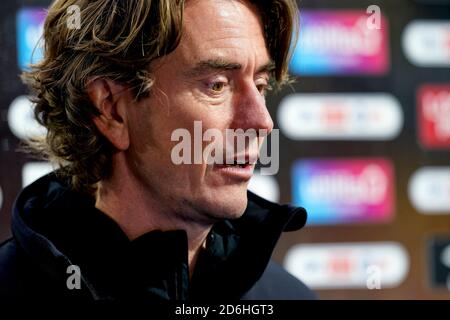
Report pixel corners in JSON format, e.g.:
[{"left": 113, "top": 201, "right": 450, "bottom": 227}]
[{"left": 22, "top": 0, "right": 299, "bottom": 192}]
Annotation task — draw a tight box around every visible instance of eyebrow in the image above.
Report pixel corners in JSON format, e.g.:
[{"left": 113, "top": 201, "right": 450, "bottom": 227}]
[{"left": 183, "top": 58, "right": 275, "bottom": 78}]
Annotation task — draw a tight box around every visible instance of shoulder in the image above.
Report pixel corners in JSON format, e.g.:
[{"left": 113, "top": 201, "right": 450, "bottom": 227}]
[
  {"left": 242, "top": 260, "right": 317, "bottom": 300},
  {"left": 0, "top": 238, "right": 48, "bottom": 298},
  {"left": 0, "top": 238, "right": 25, "bottom": 296},
  {"left": 0, "top": 238, "right": 24, "bottom": 278},
  {"left": 0, "top": 238, "right": 34, "bottom": 296}
]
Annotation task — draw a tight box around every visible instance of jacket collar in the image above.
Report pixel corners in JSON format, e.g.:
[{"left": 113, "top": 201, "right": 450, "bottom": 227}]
[{"left": 12, "top": 172, "right": 307, "bottom": 300}]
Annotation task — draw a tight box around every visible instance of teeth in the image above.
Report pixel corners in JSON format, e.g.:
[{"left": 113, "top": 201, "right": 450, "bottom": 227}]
[{"left": 224, "top": 163, "right": 247, "bottom": 167}]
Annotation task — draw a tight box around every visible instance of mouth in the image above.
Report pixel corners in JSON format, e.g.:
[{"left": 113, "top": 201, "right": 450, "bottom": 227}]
[
  {"left": 223, "top": 154, "right": 258, "bottom": 165},
  {"left": 212, "top": 155, "right": 256, "bottom": 181},
  {"left": 220, "top": 160, "right": 253, "bottom": 168}
]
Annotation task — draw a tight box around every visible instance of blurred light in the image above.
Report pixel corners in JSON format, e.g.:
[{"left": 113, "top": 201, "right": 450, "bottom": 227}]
[
  {"left": 409, "top": 167, "right": 450, "bottom": 214},
  {"left": 292, "top": 158, "right": 395, "bottom": 225},
  {"left": 248, "top": 171, "right": 280, "bottom": 203},
  {"left": 290, "top": 10, "right": 389, "bottom": 75},
  {"left": 417, "top": 84, "right": 450, "bottom": 149},
  {"left": 16, "top": 7, "right": 46, "bottom": 70},
  {"left": 403, "top": 20, "right": 450, "bottom": 67},
  {"left": 7, "top": 95, "right": 46, "bottom": 140},
  {"left": 284, "top": 242, "right": 409, "bottom": 289},
  {"left": 278, "top": 93, "right": 403, "bottom": 140},
  {"left": 22, "top": 162, "right": 54, "bottom": 188}
]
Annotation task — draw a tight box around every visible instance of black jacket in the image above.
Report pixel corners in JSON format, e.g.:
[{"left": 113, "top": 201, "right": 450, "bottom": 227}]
[{"left": 0, "top": 172, "right": 315, "bottom": 300}]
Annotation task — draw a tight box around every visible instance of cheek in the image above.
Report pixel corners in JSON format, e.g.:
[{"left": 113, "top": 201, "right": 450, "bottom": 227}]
[
  {"left": 127, "top": 108, "right": 155, "bottom": 155},
  {"left": 126, "top": 105, "right": 175, "bottom": 169},
  {"left": 132, "top": 89, "right": 234, "bottom": 168}
]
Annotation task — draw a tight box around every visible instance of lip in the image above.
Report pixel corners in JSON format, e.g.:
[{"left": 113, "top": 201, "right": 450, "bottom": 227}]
[
  {"left": 213, "top": 163, "right": 255, "bottom": 181},
  {"left": 223, "top": 153, "right": 259, "bottom": 165}
]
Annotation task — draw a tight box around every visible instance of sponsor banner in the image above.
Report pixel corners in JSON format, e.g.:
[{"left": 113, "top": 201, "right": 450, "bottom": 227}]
[
  {"left": 278, "top": 93, "right": 403, "bottom": 140},
  {"left": 409, "top": 167, "right": 450, "bottom": 214},
  {"left": 284, "top": 242, "right": 409, "bottom": 289},
  {"left": 248, "top": 171, "right": 280, "bottom": 203},
  {"left": 22, "top": 162, "right": 54, "bottom": 188},
  {"left": 290, "top": 10, "right": 389, "bottom": 75},
  {"left": 403, "top": 20, "right": 450, "bottom": 67},
  {"left": 16, "top": 7, "right": 46, "bottom": 70},
  {"left": 417, "top": 85, "right": 450, "bottom": 149},
  {"left": 428, "top": 236, "right": 450, "bottom": 290},
  {"left": 7, "top": 95, "right": 46, "bottom": 140},
  {"left": 292, "top": 158, "right": 395, "bottom": 225}
]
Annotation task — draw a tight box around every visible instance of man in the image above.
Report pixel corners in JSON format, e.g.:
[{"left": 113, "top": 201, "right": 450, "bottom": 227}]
[{"left": 0, "top": 0, "right": 314, "bottom": 300}]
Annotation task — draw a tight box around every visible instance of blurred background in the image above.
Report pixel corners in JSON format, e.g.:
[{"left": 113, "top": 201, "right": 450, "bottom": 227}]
[{"left": 1, "top": 0, "right": 450, "bottom": 299}]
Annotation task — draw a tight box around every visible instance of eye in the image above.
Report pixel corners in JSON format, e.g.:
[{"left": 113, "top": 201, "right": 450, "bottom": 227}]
[
  {"left": 255, "top": 75, "right": 272, "bottom": 96},
  {"left": 256, "top": 82, "right": 272, "bottom": 96},
  {"left": 210, "top": 81, "right": 226, "bottom": 92},
  {"left": 256, "top": 84, "right": 266, "bottom": 94}
]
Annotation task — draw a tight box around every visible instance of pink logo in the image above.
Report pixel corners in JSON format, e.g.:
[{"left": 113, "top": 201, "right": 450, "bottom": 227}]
[
  {"left": 292, "top": 158, "right": 395, "bottom": 225},
  {"left": 290, "top": 10, "right": 390, "bottom": 75}
]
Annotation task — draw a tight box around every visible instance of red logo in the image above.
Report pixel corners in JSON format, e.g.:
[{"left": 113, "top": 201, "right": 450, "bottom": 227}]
[{"left": 418, "top": 85, "right": 450, "bottom": 149}]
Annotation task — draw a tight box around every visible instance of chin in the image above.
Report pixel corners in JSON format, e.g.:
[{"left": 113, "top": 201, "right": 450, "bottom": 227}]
[{"left": 197, "top": 185, "right": 249, "bottom": 222}]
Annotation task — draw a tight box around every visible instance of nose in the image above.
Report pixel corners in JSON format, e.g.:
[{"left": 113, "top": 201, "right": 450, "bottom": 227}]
[{"left": 231, "top": 83, "right": 274, "bottom": 134}]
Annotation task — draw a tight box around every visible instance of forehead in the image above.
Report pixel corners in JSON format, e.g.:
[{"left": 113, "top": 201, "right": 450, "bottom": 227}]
[{"left": 177, "top": 0, "right": 270, "bottom": 66}]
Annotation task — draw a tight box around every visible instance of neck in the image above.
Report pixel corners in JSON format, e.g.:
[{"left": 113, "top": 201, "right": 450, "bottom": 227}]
[{"left": 95, "top": 157, "right": 211, "bottom": 278}]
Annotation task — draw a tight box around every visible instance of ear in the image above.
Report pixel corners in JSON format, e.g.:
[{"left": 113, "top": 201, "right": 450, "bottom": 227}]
[{"left": 87, "top": 78, "right": 130, "bottom": 151}]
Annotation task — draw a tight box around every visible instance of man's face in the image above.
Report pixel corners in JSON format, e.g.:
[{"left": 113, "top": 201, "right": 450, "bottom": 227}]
[{"left": 126, "top": 0, "right": 273, "bottom": 224}]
